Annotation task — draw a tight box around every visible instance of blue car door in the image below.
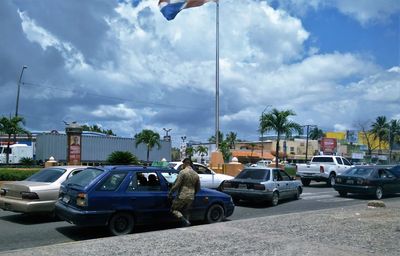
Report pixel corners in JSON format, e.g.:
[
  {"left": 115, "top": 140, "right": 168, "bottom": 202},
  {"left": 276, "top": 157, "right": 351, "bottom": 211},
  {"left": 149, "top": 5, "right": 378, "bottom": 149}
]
[{"left": 125, "top": 171, "right": 172, "bottom": 223}]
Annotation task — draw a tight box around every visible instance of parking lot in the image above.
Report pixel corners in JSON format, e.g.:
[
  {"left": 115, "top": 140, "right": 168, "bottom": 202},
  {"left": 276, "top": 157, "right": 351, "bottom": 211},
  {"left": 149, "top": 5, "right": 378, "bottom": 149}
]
[{"left": 1, "top": 182, "right": 399, "bottom": 253}]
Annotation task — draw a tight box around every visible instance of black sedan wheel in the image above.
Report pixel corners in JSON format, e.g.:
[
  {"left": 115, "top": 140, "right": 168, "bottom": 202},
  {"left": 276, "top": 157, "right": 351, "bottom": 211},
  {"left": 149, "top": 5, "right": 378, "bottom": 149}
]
[
  {"left": 271, "top": 192, "right": 279, "bottom": 206},
  {"left": 108, "top": 212, "right": 134, "bottom": 236},
  {"left": 338, "top": 191, "right": 347, "bottom": 197},
  {"left": 375, "top": 186, "right": 384, "bottom": 200},
  {"left": 206, "top": 204, "right": 225, "bottom": 223}
]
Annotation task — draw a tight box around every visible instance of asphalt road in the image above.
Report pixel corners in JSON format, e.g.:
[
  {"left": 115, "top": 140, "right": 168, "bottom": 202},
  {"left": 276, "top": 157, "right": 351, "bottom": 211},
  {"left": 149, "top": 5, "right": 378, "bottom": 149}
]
[{"left": 0, "top": 182, "right": 399, "bottom": 252}]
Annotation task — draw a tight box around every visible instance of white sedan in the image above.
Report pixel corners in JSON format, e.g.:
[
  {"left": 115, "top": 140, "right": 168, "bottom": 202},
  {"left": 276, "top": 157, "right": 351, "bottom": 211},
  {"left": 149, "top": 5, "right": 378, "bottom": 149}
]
[{"left": 169, "top": 161, "right": 234, "bottom": 190}]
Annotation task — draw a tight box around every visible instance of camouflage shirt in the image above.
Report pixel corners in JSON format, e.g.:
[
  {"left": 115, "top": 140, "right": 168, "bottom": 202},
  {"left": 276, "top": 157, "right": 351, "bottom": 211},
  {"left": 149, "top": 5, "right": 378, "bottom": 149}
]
[{"left": 170, "top": 165, "right": 200, "bottom": 200}]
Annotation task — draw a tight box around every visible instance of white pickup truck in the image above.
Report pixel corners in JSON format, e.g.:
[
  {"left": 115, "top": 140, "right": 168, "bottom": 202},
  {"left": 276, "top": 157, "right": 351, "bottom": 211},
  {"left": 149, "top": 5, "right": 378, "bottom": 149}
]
[{"left": 296, "top": 155, "right": 353, "bottom": 186}]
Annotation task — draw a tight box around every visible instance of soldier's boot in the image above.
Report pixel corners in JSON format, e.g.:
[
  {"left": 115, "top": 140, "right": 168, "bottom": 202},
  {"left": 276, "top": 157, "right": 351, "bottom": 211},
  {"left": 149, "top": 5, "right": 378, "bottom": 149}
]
[{"left": 180, "top": 217, "right": 191, "bottom": 227}]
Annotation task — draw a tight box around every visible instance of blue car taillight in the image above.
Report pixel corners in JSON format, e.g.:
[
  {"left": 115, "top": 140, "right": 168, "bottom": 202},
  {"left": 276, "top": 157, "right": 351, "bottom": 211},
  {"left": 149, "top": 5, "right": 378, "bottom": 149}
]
[{"left": 76, "top": 193, "right": 88, "bottom": 207}]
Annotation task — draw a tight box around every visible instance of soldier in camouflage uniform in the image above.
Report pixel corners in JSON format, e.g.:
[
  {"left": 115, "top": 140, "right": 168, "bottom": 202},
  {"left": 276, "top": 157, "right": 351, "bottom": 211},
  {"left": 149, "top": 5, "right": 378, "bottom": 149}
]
[{"left": 168, "top": 158, "right": 200, "bottom": 227}]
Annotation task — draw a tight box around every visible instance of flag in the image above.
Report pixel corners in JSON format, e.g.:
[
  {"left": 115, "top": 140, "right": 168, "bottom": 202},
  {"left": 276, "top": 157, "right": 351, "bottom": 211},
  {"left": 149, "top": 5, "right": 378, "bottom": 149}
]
[{"left": 158, "top": 0, "right": 215, "bottom": 21}]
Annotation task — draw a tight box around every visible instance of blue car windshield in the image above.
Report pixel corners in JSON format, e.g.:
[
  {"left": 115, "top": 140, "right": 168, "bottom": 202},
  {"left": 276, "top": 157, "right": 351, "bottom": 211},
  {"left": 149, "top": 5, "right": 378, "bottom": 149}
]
[
  {"left": 236, "top": 169, "right": 269, "bottom": 180},
  {"left": 25, "top": 168, "right": 66, "bottom": 182},
  {"left": 344, "top": 167, "right": 374, "bottom": 177},
  {"left": 64, "top": 168, "right": 104, "bottom": 187}
]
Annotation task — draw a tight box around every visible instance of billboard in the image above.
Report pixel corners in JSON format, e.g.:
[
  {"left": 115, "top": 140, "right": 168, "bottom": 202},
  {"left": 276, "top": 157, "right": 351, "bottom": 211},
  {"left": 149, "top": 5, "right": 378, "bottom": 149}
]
[{"left": 321, "top": 138, "right": 337, "bottom": 154}]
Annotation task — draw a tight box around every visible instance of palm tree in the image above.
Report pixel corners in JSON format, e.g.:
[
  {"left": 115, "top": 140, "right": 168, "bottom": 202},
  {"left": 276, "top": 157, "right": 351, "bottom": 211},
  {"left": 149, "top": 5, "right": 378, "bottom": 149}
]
[
  {"left": 386, "top": 119, "right": 400, "bottom": 162},
  {"left": 0, "top": 116, "right": 31, "bottom": 164},
  {"left": 196, "top": 145, "right": 208, "bottom": 163},
  {"left": 371, "top": 116, "right": 389, "bottom": 153},
  {"left": 309, "top": 127, "right": 325, "bottom": 140},
  {"left": 260, "top": 108, "right": 302, "bottom": 167},
  {"left": 225, "top": 131, "right": 237, "bottom": 149},
  {"left": 185, "top": 146, "right": 195, "bottom": 158},
  {"left": 134, "top": 129, "right": 161, "bottom": 162},
  {"left": 208, "top": 131, "right": 224, "bottom": 147}
]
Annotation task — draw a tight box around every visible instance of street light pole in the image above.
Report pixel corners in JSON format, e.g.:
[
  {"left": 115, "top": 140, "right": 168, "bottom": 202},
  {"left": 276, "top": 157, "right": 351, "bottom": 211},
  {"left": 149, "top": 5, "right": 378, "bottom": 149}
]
[
  {"left": 15, "top": 65, "right": 28, "bottom": 117},
  {"left": 302, "top": 124, "right": 317, "bottom": 162}
]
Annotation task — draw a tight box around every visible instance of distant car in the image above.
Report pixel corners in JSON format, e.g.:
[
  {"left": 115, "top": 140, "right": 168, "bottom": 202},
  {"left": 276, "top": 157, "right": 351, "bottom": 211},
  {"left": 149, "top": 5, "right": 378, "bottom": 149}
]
[
  {"left": 0, "top": 166, "right": 86, "bottom": 214},
  {"left": 55, "top": 166, "right": 235, "bottom": 236},
  {"left": 169, "top": 161, "right": 234, "bottom": 189},
  {"left": 220, "top": 166, "right": 302, "bottom": 206},
  {"left": 333, "top": 166, "right": 400, "bottom": 199}
]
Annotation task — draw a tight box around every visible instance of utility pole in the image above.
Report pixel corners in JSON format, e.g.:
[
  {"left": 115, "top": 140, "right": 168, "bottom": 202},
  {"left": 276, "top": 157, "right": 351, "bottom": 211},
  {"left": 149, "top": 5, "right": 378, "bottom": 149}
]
[
  {"left": 15, "top": 66, "right": 28, "bottom": 117},
  {"left": 14, "top": 65, "right": 28, "bottom": 144},
  {"left": 260, "top": 105, "right": 271, "bottom": 160}
]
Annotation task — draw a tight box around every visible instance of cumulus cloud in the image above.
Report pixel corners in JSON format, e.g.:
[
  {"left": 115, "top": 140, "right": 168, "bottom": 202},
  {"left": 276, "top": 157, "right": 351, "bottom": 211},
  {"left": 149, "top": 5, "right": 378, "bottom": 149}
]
[
  {"left": 273, "top": 0, "right": 400, "bottom": 25},
  {"left": 0, "top": 0, "right": 398, "bottom": 145}
]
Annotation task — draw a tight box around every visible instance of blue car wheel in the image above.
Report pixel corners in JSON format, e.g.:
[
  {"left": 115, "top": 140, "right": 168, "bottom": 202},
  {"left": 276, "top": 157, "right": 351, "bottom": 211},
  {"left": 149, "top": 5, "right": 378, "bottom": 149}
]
[
  {"left": 206, "top": 204, "right": 224, "bottom": 223},
  {"left": 108, "top": 212, "right": 134, "bottom": 236}
]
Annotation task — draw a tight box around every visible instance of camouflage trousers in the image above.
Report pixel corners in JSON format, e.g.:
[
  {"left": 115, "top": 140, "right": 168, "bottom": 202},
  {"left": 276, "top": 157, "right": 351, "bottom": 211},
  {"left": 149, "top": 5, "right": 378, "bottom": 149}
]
[{"left": 171, "top": 197, "right": 193, "bottom": 220}]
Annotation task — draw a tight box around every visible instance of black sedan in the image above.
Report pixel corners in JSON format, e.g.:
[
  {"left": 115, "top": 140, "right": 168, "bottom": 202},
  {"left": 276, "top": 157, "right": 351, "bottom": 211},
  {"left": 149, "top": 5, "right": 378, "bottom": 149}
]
[{"left": 333, "top": 166, "right": 400, "bottom": 199}]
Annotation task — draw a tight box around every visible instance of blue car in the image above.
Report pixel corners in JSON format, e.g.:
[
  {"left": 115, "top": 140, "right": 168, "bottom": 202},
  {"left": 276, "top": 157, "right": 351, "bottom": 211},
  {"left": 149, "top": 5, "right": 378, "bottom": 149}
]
[{"left": 55, "top": 166, "right": 234, "bottom": 235}]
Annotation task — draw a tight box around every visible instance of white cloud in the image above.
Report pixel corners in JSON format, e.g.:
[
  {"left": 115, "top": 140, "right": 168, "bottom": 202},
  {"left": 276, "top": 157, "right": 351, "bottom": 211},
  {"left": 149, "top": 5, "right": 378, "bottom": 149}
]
[{"left": 274, "top": 0, "right": 400, "bottom": 25}]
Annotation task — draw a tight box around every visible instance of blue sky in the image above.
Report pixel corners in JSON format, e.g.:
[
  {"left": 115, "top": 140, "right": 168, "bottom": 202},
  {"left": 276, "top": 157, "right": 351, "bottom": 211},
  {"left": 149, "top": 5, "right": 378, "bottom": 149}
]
[{"left": 0, "top": 0, "right": 399, "bottom": 147}]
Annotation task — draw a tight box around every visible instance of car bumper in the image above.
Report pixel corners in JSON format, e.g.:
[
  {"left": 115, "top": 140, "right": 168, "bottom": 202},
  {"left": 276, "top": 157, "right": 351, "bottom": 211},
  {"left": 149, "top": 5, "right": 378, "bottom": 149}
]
[
  {"left": 298, "top": 173, "right": 329, "bottom": 180},
  {"left": 0, "top": 197, "right": 55, "bottom": 213},
  {"left": 225, "top": 202, "right": 235, "bottom": 217},
  {"left": 222, "top": 189, "right": 274, "bottom": 201},
  {"left": 333, "top": 184, "right": 376, "bottom": 195},
  {"left": 55, "top": 201, "right": 113, "bottom": 227}
]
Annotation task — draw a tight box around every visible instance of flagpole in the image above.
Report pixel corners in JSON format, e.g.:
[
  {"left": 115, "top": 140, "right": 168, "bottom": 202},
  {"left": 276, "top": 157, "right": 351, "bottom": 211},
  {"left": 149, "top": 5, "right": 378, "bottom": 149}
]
[{"left": 215, "top": 0, "right": 220, "bottom": 150}]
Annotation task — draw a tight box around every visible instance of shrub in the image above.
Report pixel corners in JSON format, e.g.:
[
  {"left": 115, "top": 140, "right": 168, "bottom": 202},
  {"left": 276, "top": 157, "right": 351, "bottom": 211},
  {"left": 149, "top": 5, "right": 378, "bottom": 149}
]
[
  {"left": 0, "top": 168, "right": 40, "bottom": 181},
  {"left": 107, "top": 151, "right": 140, "bottom": 165},
  {"left": 19, "top": 157, "right": 36, "bottom": 166}
]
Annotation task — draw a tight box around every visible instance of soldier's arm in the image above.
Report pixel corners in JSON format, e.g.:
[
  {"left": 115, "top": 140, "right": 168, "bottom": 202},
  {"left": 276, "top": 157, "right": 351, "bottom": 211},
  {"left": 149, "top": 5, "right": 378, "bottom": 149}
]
[
  {"left": 170, "top": 172, "right": 183, "bottom": 194},
  {"left": 195, "top": 177, "right": 201, "bottom": 194}
]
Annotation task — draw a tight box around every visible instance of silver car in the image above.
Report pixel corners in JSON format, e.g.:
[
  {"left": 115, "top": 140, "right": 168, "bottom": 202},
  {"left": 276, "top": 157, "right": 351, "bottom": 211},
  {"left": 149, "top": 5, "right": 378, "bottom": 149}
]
[
  {"left": 0, "top": 166, "right": 86, "bottom": 214},
  {"left": 220, "top": 167, "right": 302, "bottom": 206}
]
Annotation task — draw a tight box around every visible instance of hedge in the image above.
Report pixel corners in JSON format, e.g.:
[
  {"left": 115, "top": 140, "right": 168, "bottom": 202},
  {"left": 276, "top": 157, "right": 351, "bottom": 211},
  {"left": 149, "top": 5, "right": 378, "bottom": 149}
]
[{"left": 0, "top": 168, "right": 40, "bottom": 181}]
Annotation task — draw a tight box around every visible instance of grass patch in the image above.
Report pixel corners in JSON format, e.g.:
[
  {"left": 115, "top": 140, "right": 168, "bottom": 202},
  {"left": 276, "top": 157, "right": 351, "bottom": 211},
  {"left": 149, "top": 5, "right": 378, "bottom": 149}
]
[
  {"left": 0, "top": 168, "right": 40, "bottom": 181},
  {"left": 285, "top": 166, "right": 296, "bottom": 177}
]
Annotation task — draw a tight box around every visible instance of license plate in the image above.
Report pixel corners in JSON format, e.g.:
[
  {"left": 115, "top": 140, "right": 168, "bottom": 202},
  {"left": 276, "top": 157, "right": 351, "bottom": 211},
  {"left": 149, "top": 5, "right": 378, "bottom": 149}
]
[
  {"left": 238, "top": 184, "right": 247, "bottom": 189},
  {"left": 346, "top": 180, "right": 354, "bottom": 184},
  {"left": 62, "top": 195, "right": 70, "bottom": 203}
]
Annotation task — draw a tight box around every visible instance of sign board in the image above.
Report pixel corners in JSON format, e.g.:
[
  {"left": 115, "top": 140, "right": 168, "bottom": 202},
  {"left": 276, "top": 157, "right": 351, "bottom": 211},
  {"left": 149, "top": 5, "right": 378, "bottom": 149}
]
[{"left": 321, "top": 138, "right": 337, "bottom": 154}]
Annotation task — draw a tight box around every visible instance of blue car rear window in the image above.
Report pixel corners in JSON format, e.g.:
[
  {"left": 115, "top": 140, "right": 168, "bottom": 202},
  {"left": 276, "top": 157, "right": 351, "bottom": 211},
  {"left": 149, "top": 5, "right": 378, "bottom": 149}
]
[
  {"left": 25, "top": 168, "right": 66, "bottom": 182},
  {"left": 64, "top": 168, "right": 104, "bottom": 187}
]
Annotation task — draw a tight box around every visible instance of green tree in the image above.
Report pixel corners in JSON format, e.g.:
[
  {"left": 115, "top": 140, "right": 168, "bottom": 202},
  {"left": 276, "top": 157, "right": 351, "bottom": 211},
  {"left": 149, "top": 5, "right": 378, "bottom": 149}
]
[
  {"left": 185, "top": 146, "right": 195, "bottom": 158},
  {"left": 82, "top": 124, "right": 116, "bottom": 136},
  {"left": 196, "top": 145, "right": 209, "bottom": 163},
  {"left": 208, "top": 131, "right": 224, "bottom": 147},
  {"left": 0, "top": 116, "right": 31, "bottom": 164},
  {"left": 260, "top": 108, "right": 302, "bottom": 167},
  {"left": 371, "top": 116, "right": 389, "bottom": 152},
  {"left": 225, "top": 131, "right": 237, "bottom": 149},
  {"left": 134, "top": 129, "right": 161, "bottom": 162},
  {"left": 219, "top": 141, "right": 232, "bottom": 163},
  {"left": 309, "top": 127, "right": 325, "bottom": 140},
  {"left": 107, "top": 151, "right": 140, "bottom": 165}
]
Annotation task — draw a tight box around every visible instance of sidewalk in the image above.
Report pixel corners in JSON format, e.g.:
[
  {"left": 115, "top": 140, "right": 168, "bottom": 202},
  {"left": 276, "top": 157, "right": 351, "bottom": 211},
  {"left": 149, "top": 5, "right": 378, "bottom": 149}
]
[{"left": 1, "top": 200, "right": 400, "bottom": 256}]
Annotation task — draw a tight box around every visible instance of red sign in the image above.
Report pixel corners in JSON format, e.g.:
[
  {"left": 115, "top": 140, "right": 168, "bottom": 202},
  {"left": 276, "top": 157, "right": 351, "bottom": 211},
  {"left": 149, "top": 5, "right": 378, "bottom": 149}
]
[
  {"left": 321, "top": 138, "right": 337, "bottom": 154},
  {"left": 68, "top": 135, "right": 81, "bottom": 164}
]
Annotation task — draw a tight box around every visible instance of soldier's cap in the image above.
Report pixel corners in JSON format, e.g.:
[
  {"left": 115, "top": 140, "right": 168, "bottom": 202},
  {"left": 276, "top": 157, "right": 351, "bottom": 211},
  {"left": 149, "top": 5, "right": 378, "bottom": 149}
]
[{"left": 182, "top": 158, "right": 192, "bottom": 164}]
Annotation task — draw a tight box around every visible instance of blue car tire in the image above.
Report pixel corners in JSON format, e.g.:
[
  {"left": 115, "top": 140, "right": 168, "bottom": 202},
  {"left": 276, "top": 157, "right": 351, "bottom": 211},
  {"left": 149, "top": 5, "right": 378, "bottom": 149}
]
[
  {"left": 205, "top": 204, "right": 224, "bottom": 224},
  {"left": 108, "top": 212, "right": 134, "bottom": 236}
]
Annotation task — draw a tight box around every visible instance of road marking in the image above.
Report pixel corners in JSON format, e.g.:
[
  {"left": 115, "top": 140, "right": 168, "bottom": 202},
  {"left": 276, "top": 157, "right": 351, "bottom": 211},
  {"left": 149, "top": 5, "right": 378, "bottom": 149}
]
[
  {"left": 318, "top": 198, "right": 354, "bottom": 202},
  {"left": 302, "top": 194, "right": 335, "bottom": 200}
]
